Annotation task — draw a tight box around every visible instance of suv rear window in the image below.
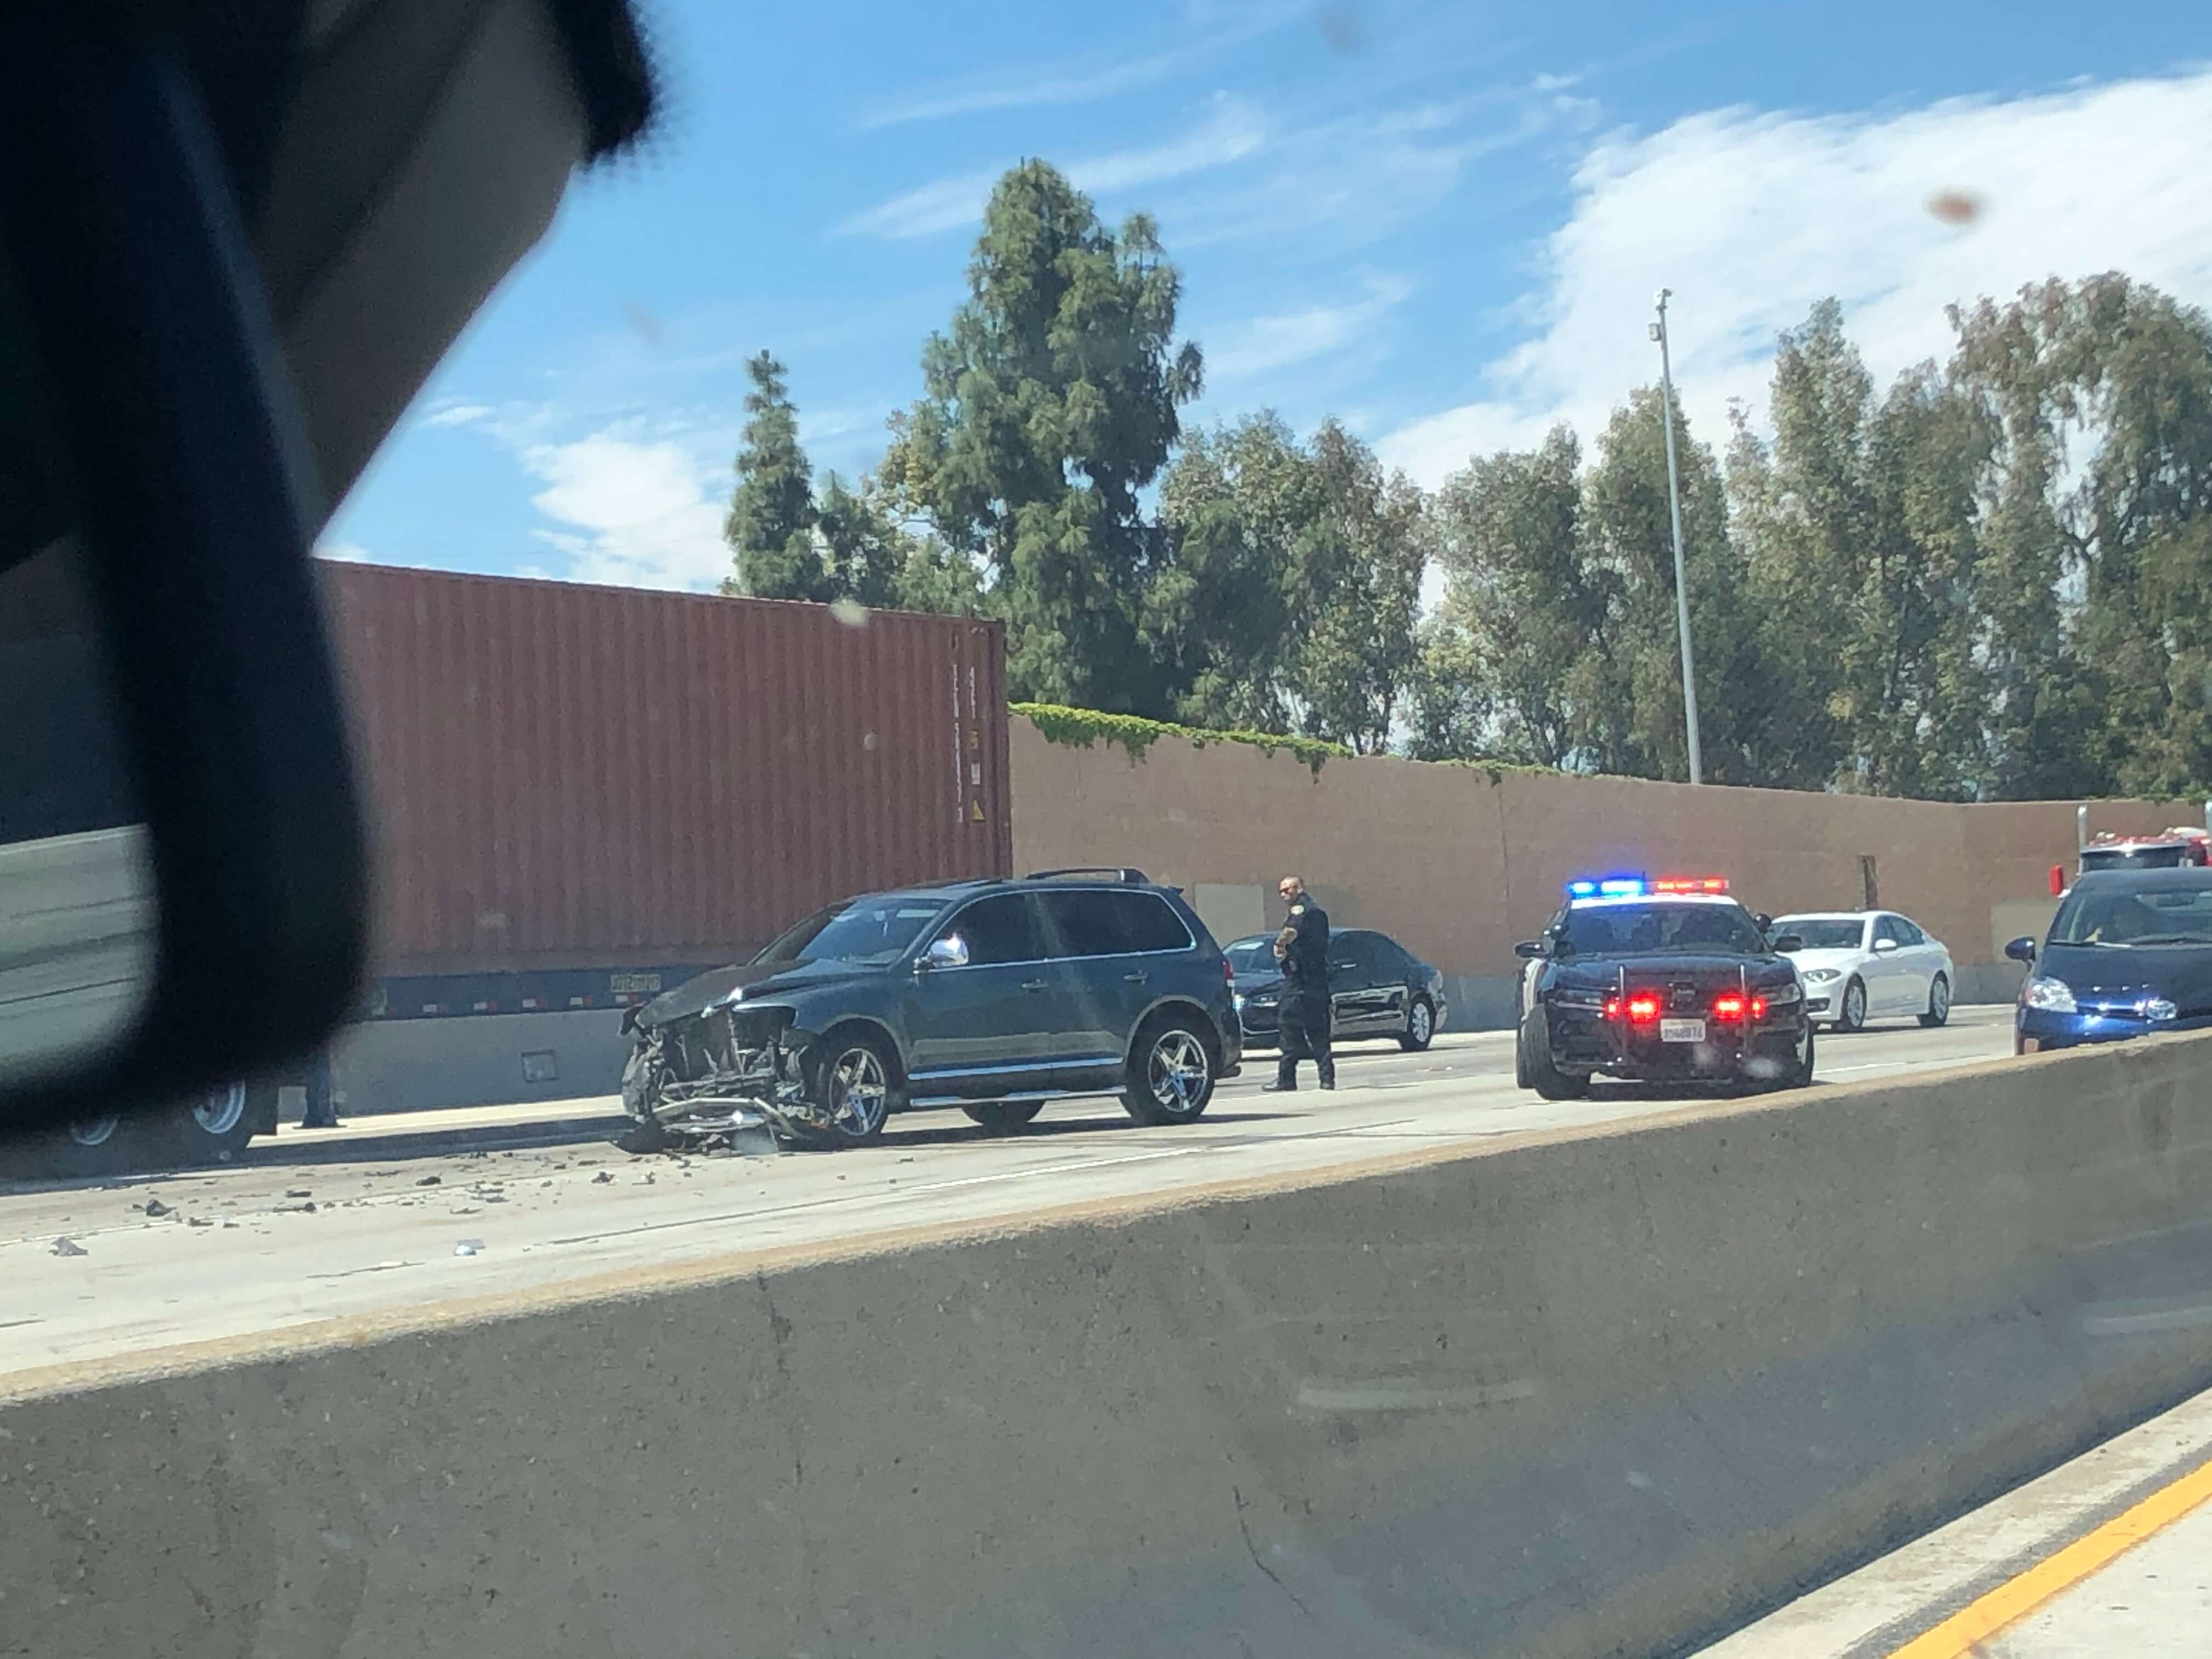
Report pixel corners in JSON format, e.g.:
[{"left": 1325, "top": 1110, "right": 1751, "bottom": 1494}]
[{"left": 1036, "top": 889, "right": 1193, "bottom": 958}]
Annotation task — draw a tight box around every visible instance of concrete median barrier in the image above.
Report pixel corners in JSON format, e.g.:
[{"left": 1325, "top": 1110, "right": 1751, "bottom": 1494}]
[{"left": 6, "top": 1034, "right": 2212, "bottom": 1657}]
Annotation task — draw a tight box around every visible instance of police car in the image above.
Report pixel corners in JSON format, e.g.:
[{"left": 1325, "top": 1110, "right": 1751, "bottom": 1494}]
[{"left": 1513, "top": 875, "right": 1814, "bottom": 1099}]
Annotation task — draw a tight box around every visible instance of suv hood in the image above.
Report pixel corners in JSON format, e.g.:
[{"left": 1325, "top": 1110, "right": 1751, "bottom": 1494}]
[
  {"left": 639, "top": 956, "right": 876, "bottom": 1026},
  {"left": 2038, "top": 943, "right": 2212, "bottom": 1018}
]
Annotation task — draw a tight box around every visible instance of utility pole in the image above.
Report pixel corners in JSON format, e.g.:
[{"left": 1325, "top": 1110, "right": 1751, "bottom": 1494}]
[{"left": 1649, "top": 288, "right": 1703, "bottom": 785}]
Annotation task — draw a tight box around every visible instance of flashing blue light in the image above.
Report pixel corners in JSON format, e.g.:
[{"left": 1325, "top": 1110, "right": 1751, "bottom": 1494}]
[{"left": 1568, "top": 874, "right": 1649, "bottom": 899}]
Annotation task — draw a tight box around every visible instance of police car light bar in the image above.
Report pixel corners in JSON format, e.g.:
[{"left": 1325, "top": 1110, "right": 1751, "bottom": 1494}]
[
  {"left": 1654, "top": 876, "right": 1730, "bottom": 894},
  {"left": 1566, "top": 874, "right": 1647, "bottom": 899}
]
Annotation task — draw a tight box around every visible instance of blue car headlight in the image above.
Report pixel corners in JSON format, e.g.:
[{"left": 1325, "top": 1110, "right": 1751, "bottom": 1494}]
[{"left": 2023, "top": 975, "right": 2078, "bottom": 1014}]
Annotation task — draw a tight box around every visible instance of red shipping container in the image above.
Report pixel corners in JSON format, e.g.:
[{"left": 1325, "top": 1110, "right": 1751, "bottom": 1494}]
[{"left": 319, "top": 563, "right": 1012, "bottom": 977}]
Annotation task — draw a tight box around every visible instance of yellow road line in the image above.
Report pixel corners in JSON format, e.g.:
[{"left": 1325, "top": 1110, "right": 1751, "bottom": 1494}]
[{"left": 1888, "top": 1454, "right": 2212, "bottom": 1657}]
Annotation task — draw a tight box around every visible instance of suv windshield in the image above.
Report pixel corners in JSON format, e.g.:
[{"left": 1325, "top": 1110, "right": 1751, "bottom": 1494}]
[
  {"left": 2052, "top": 883, "right": 2212, "bottom": 947},
  {"left": 754, "top": 896, "right": 947, "bottom": 966},
  {"left": 1778, "top": 917, "right": 1864, "bottom": 950},
  {"left": 1561, "top": 901, "right": 1768, "bottom": 957}
]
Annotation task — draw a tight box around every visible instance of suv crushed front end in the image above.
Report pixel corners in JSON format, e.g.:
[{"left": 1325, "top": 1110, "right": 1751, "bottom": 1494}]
[{"left": 620, "top": 997, "right": 813, "bottom": 1149}]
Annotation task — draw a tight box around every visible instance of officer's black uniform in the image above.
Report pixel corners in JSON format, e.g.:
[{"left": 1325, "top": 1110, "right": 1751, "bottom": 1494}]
[{"left": 1273, "top": 893, "right": 1334, "bottom": 1090}]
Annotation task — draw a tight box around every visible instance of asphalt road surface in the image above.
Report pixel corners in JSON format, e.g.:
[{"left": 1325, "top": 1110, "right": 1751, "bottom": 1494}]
[{"left": 0, "top": 1008, "right": 2016, "bottom": 1390}]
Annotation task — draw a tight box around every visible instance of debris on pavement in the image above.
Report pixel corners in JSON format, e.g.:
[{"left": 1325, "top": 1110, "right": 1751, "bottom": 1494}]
[
  {"left": 187, "top": 1216, "right": 215, "bottom": 1228},
  {"left": 139, "top": 1198, "right": 173, "bottom": 1217},
  {"left": 50, "top": 1237, "right": 87, "bottom": 1257},
  {"left": 285, "top": 1188, "right": 312, "bottom": 1199},
  {"left": 593, "top": 1171, "right": 614, "bottom": 1184},
  {"left": 454, "top": 1239, "right": 484, "bottom": 1257},
  {"left": 415, "top": 1175, "right": 442, "bottom": 1187}
]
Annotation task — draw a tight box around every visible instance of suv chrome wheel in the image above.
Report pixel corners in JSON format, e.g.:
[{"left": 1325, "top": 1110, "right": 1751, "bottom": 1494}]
[
  {"left": 1124, "top": 1020, "right": 1216, "bottom": 1125},
  {"left": 826, "top": 1043, "right": 891, "bottom": 1142}
]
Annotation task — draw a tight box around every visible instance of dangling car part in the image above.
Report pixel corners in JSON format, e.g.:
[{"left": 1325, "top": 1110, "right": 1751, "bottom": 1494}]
[{"left": 620, "top": 995, "right": 881, "bottom": 1154}]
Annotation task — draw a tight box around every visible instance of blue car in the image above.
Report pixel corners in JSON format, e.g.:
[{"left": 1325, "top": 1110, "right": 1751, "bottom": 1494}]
[{"left": 2006, "top": 867, "right": 2212, "bottom": 1053}]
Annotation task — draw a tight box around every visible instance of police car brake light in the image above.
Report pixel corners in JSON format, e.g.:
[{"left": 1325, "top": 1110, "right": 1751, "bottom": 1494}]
[
  {"left": 1567, "top": 874, "right": 1647, "bottom": 899},
  {"left": 1654, "top": 876, "right": 1730, "bottom": 894}
]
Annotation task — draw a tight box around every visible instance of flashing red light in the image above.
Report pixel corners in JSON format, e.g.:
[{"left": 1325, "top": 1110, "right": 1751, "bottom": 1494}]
[
  {"left": 1602, "top": 997, "right": 1622, "bottom": 1019},
  {"left": 1625, "top": 994, "right": 1661, "bottom": 1023},
  {"left": 1654, "top": 876, "right": 1730, "bottom": 894},
  {"left": 1751, "top": 995, "right": 1768, "bottom": 1020}
]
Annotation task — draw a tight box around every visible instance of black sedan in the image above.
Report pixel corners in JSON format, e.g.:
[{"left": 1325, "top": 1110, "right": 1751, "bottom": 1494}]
[
  {"left": 1226, "top": 928, "right": 1448, "bottom": 1052},
  {"left": 1514, "top": 882, "right": 1813, "bottom": 1099}
]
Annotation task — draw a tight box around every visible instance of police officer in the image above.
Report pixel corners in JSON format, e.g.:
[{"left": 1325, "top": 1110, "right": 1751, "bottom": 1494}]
[{"left": 1263, "top": 874, "right": 1334, "bottom": 1092}]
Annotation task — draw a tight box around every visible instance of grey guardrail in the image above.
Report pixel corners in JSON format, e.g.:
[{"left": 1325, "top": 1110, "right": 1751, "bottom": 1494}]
[{"left": 5, "top": 1032, "right": 2211, "bottom": 1657}]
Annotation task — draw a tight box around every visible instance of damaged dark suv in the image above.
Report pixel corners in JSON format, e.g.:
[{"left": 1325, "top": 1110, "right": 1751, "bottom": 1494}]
[{"left": 620, "top": 869, "right": 1242, "bottom": 1150}]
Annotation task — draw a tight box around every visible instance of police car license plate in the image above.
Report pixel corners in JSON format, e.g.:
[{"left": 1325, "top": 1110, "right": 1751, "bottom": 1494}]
[{"left": 1660, "top": 1018, "right": 1706, "bottom": 1044}]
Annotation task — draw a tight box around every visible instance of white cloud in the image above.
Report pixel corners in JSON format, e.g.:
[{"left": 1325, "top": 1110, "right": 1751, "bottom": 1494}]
[
  {"left": 314, "top": 539, "right": 374, "bottom": 562},
  {"left": 1380, "top": 66, "right": 2212, "bottom": 487},
  {"left": 1204, "top": 272, "right": 1415, "bottom": 383},
  {"left": 520, "top": 431, "right": 729, "bottom": 591},
  {"left": 421, "top": 402, "right": 494, "bottom": 429},
  {"left": 839, "top": 93, "right": 1267, "bottom": 240},
  {"left": 1165, "top": 97, "right": 1554, "bottom": 251},
  {"left": 859, "top": 39, "right": 1232, "bottom": 129}
]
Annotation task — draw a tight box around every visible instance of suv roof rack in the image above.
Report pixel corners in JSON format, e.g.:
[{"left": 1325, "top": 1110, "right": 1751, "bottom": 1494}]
[{"left": 1025, "top": 866, "right": 1152, "bottom": 884}]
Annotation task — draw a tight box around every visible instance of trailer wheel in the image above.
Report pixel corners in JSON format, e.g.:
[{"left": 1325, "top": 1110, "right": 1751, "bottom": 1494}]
[{"left": 167, "top": 1082, "right": 265, "bottom": 1165}]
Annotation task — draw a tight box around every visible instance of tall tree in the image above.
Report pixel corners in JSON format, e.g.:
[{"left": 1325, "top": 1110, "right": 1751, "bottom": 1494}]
[
  {"left": 722, "top": 352, "right": 826, "bottom": 601},
  {"left": 1426, "top": 426, "right": 1609, "bottom": 766},
  {"left": 1284, "top": 422, "right": 1430, "bottom": 753},
  {"left": 1583, "top": 386, "right": 1779, "bottom": 785},
  {"left": 879, "top": 161, "right": 1203, "bottom": 715}
]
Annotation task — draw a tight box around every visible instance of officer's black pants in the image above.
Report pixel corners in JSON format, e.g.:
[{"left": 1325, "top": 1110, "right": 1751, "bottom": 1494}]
[{"left": 1276, "top": 992, "right": 1334, "bottom": 1088}]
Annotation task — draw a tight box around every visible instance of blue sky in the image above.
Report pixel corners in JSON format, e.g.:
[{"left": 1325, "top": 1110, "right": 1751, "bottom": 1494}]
[{"left": 321, "top": 1, "right": 2212, "bottom": 591}]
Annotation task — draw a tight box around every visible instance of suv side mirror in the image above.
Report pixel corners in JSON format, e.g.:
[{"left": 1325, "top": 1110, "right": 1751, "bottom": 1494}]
[
  {"left": 1770, "top": 934, "right": 1804, "bottom": 953},
  {"left": 921, "top": 935, "right": 969, "bottom": 971},
  {"left": 2005, "top": 935, "right": 2037, "bottom": 964},
  {"left": 1513, "top": 939, "right": 1547, "bottom": 960}
]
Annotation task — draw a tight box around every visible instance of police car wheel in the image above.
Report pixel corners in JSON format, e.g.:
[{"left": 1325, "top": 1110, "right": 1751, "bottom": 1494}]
[
  {"left": 1398, "top": 997, "right": 1436, "bottom": 1052},
  {"left": 1787, "top": 1024, "right": 1816, "bottom": 1088},
  {"left": 1521, "top": 1022, "right": 1589, "bottom": 1101}
]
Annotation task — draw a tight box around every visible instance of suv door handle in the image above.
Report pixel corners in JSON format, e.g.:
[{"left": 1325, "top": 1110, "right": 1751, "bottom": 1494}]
[
  {"left": 1021, "top": 979, "right": 1049, "bottom": 993},
  {"left": 1122, "top": 971, "right": 1148, "bottom": 984}
]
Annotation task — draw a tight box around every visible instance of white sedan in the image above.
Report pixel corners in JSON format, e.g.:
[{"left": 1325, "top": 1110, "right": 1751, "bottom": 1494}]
[{"left": 1771, "top": 911, "right": 1955, "bottom": 1032}]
